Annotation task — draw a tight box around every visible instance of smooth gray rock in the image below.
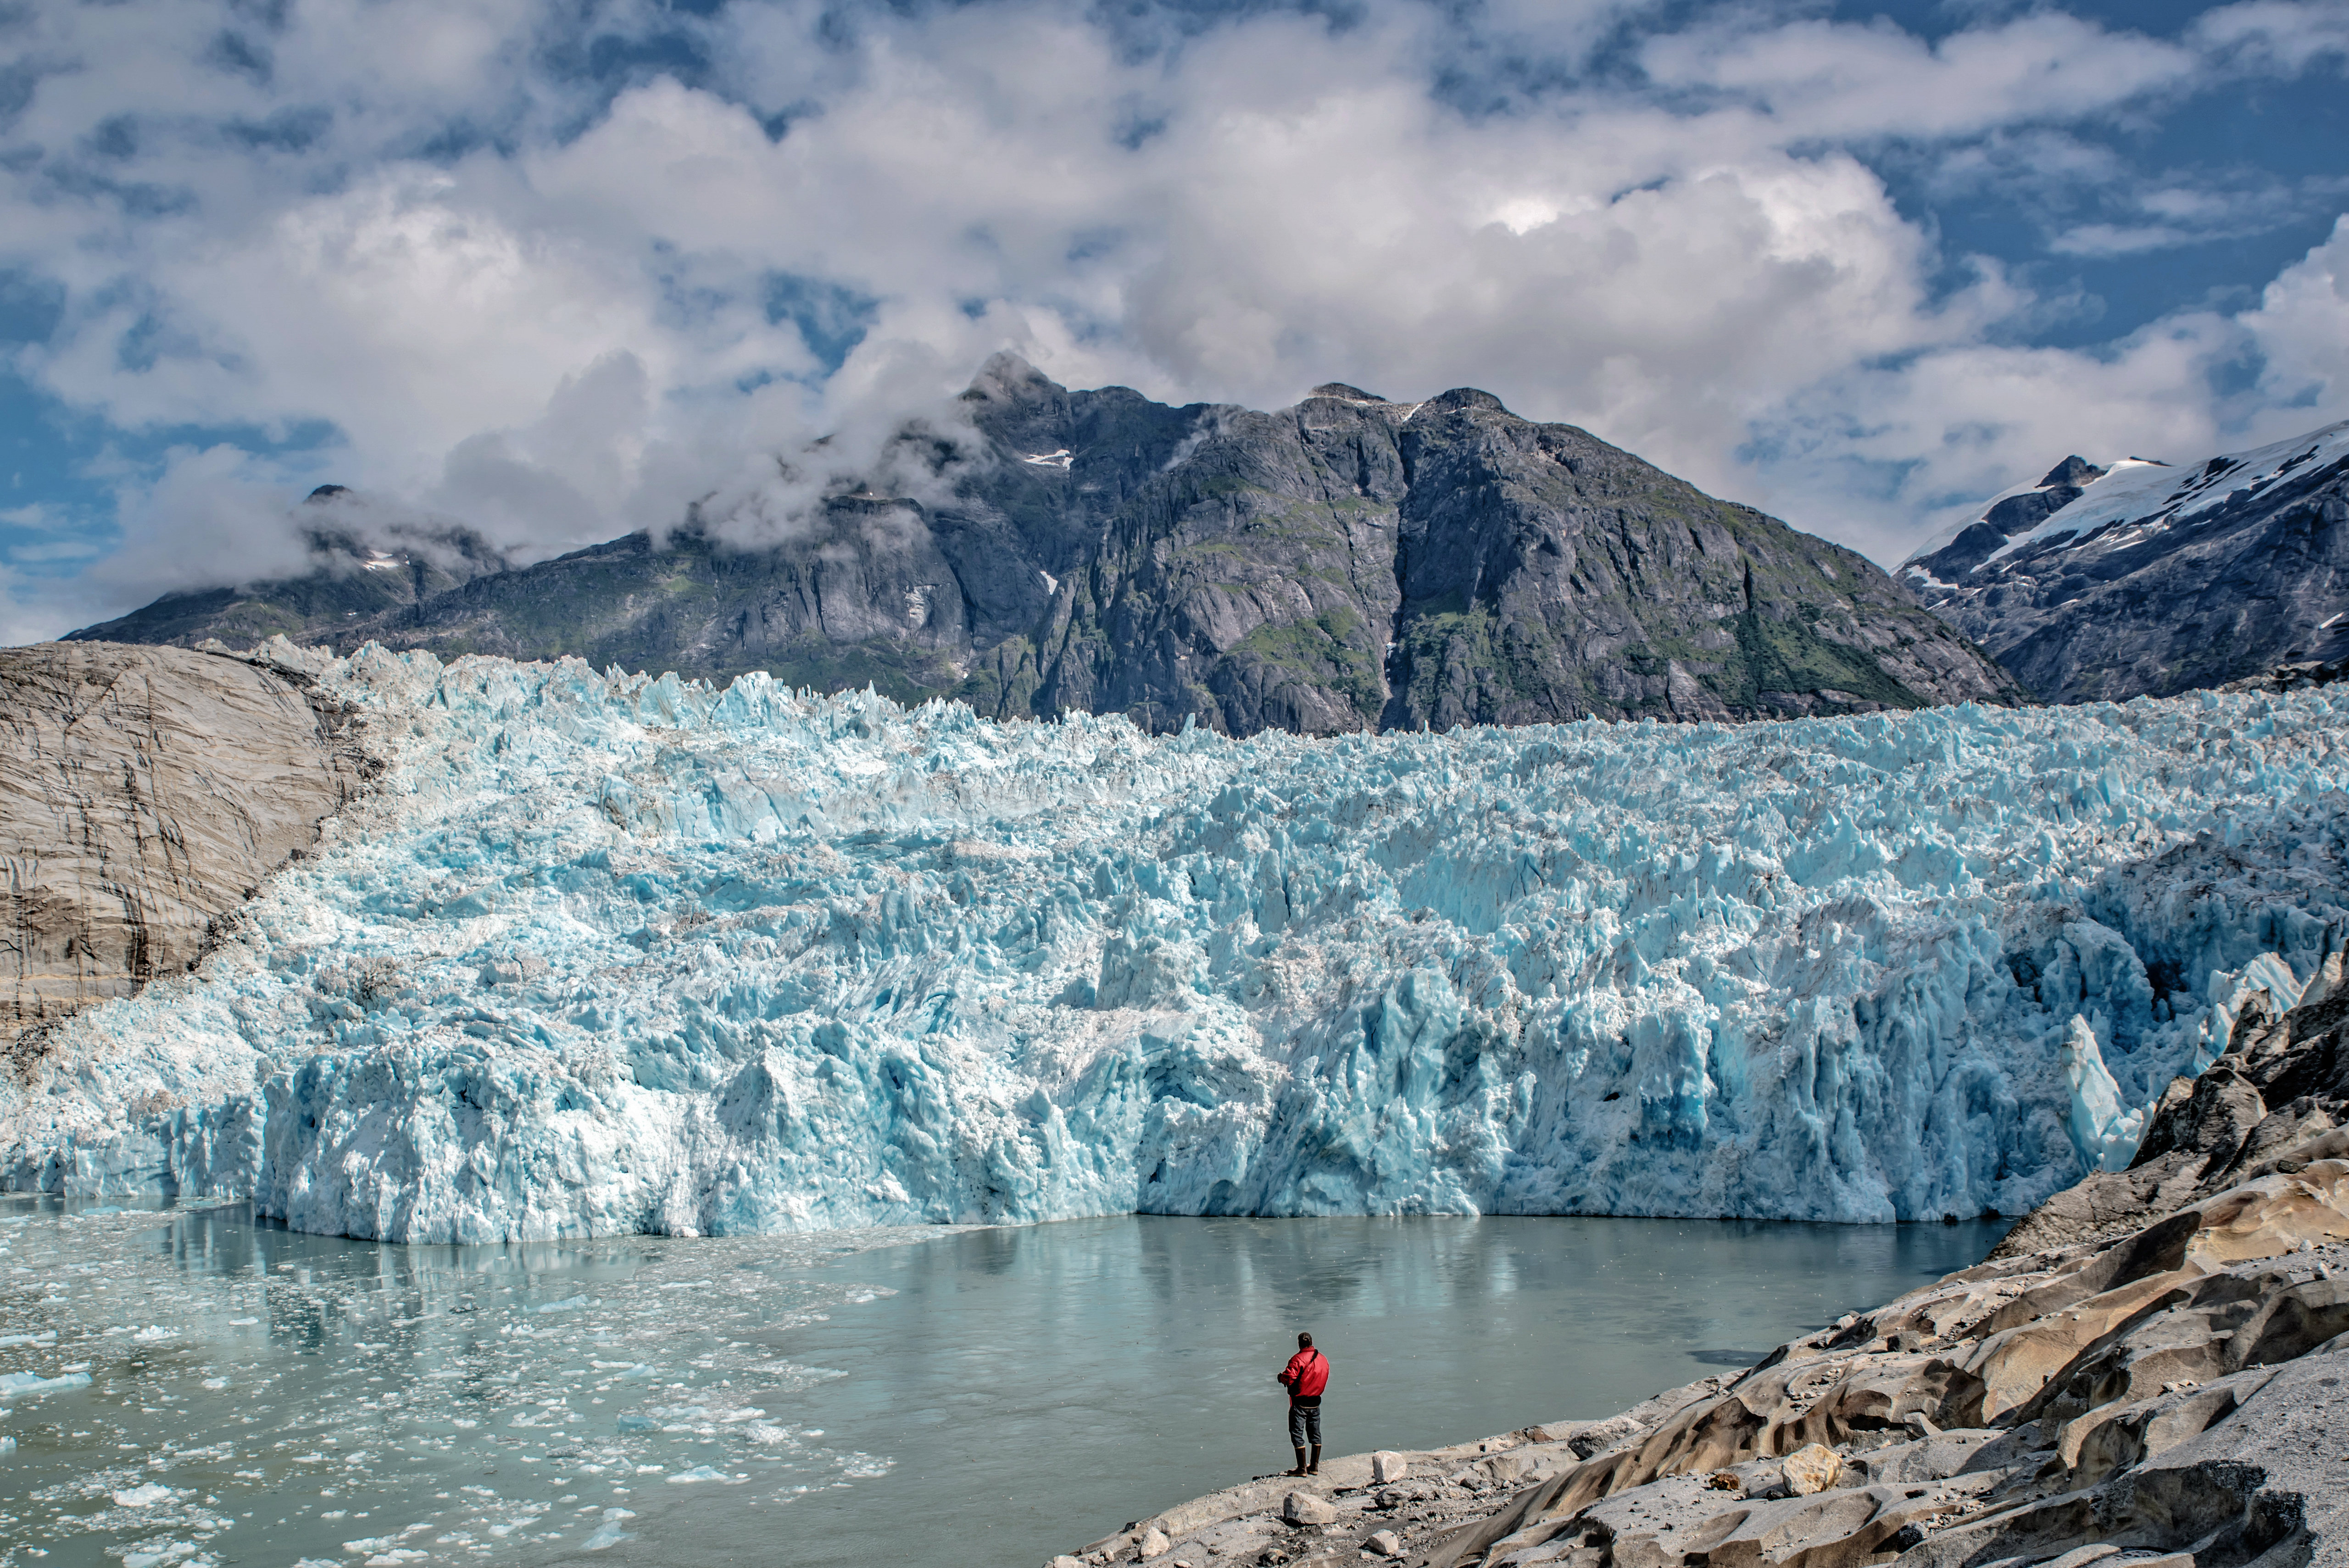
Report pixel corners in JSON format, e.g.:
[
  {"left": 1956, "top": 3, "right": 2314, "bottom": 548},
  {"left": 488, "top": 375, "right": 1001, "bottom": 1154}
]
[{"left": 2, "top": 642, "right": 362, "bottom": 1037}]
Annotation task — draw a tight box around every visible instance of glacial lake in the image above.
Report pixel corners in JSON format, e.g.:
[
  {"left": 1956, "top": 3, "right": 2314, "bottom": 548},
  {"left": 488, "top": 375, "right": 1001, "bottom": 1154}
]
[{"left": 0, "top": 1200, "right": 2008, "bottom": 1568}]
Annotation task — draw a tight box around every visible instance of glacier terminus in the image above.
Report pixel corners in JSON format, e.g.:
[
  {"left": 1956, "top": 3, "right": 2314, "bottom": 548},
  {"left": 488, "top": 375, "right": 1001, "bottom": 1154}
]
[{"left": 5, "top": 639, "right": 2345, "bottom": 1243}]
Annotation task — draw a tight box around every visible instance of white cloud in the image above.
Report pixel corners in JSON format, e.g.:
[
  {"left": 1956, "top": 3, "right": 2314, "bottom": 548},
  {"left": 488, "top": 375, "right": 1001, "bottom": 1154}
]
[
  {"left": 2193, "top": 0, "right": 2349, "bottom": 72},
  {"left": 2245, "top": 214, "right": 2349, "bottom": 411},
  {"left": 1638, "top": 11, "right": 2200, "bottom": 140},
  {"left": 0, "top": 0, "right": 2343, "bottom": 643}
]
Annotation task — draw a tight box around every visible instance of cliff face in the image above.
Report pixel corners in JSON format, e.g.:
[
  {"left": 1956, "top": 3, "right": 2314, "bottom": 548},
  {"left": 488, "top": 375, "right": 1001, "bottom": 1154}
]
[
  {"left": 1, "top": 643, "right": 362, "bottom": 1037},
  {"left": 67, "top": 358, "right": 2022, "bottom": 733},
  {"left": 1903, "top": 419, "right": 2349, "bottom": 703}
]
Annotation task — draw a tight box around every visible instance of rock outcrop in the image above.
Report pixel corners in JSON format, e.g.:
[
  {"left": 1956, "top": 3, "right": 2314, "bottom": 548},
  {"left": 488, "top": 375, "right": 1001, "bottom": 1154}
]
[
  {"left": 68, "top": 358, "right": 2021, "bottom": 734},
  {"left": 1054, "top": 973, "right": 2349, "bottom": 1568},
  {"left": 1902, "top": 418, "right": 2349, "bottom": 703},
  {"left": 2, "top": 641, "right": 366, "bottom": 1042}
]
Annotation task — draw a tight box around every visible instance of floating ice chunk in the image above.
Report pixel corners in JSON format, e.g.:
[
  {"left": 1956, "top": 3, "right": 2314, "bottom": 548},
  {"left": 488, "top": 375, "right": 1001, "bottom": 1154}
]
[
  {"left": 0, "top": 1435, "right": 13, "bottom": 1454},
  {"left": 530, "top": 1295, "right": 593, "bottom": 1313},
  {"left": 666, "top": 1465, "right": 730, "bottom": 1483},
  {"left": 0, "top": 1370, "right": 92, "bottom": 1396},
  {"left": 583, "top": 1507, "right": 637, "bottom": 1549},
  {"left": 122, "top": 1547, "right": 213, "bottom": 1568},
  {"left": 113, "top": 1483, "right": 176, "bottom": 1507},
  {"left": 0, "top": 1331, "right": 56, "bottom": 1347},
  {"left": 132, "top": 1325, "right": 178, "bottom": 1341},
  {"left": 202, "top": 1376, "right": 229, "bottom": 1389}
]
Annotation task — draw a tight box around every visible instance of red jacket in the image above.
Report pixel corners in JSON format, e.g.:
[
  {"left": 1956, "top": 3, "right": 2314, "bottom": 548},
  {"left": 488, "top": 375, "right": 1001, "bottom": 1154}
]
[{"left": 1279, "top": 1348, "right": 1329, "bottom": 1400}]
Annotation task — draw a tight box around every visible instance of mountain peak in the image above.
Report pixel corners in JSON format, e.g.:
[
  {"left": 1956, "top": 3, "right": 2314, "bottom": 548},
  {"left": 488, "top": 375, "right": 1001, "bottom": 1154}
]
[
  {"left": 1421, "top": 387, "right": 1512, "bottom": 417},
  {"left": 965, "top": 350, "right": 1058, "bottom": 404},
  {"left": 67, "top": 359, "right": 2020, "bottom": 730},
  {"left": 2037, "top": 456, "right": 2104, "bottom": 488},
  {"left": 1904, "top": 415, "right": 2349, "bottom": 702},
  {"left": 1307, "top": 382, "right": 1390, "bottom": 403}
]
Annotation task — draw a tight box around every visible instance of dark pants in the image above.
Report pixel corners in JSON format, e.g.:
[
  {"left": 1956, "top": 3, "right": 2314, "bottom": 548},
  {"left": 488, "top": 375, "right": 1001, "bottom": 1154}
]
[{"left": 1288, "top": 1401, "right": 1322, "bottom": 1447}]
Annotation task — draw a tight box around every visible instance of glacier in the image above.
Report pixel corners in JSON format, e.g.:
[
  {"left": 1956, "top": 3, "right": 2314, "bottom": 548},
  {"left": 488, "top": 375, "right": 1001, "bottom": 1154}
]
[{"left": 5, "top": 640, "right": 2349, "bottom": 1242}]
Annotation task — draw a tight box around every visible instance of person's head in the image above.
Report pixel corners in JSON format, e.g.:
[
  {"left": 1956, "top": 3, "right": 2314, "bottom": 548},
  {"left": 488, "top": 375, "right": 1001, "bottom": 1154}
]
[{"left": 1297, "top": 1331, "right": 1313, "bottom": 1349}]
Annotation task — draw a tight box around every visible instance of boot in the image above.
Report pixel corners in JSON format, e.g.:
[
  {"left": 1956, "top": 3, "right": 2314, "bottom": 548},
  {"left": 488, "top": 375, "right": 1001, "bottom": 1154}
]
[
  {"left": 1289, "top": 1446, "right": 1310, "bottom": 1477},
  {"left": 1307, "top": 1443, "right": 1321, "bottom": 1475}
]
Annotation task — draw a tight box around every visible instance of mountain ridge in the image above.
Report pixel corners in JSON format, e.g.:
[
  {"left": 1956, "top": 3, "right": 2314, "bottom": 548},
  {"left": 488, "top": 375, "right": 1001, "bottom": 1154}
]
[
  {"left": 1903, "top": 417, "right": 2349, "bottom": 703},
  {"left": 67, "top": 356, "right": 2023, "bottom": 731}
]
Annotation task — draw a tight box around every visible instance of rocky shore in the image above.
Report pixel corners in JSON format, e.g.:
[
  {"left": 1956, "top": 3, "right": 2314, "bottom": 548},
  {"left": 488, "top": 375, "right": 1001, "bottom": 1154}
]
[{"left": 1053, "top": 970, "right": 2349, "bottom": 1568}]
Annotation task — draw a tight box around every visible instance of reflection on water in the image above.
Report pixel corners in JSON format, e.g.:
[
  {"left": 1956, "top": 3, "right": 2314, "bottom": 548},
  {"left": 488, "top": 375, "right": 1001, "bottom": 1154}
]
[{"left": 0, "top": 1201, "right": 2006, "bottom": 1568}]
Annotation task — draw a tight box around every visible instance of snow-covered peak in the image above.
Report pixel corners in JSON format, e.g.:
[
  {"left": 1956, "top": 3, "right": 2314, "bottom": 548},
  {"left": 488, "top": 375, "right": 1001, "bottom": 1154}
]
[
  {"left": 1893, "top": 414, "right": 2349, "bottom": 704},
  {"left": 2009, "top": 421, "right": 2349, "bottom": 556},
  {"left": 1904, "top": 455, "right": 2110, "bottom": 569}
]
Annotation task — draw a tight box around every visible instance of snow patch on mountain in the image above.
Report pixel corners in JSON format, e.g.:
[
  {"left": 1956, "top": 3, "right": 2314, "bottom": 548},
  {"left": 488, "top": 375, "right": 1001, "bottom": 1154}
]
[
  {"left": 5, "top": 641, "right": 2346, "bottom": 1242},
  {"left": 2021, "top": 422, "right": 2349, "bottom": 552}
]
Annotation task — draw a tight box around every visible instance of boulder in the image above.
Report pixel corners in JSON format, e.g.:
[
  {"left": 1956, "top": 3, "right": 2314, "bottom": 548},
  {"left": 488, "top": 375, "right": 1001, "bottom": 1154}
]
[
  {"left": 1136, "top": 1527, "right": 1170, "bottom": 1559},
  {"left": 1781, "top": 1444, "right": 1842, "bottom": 1496},
  {"left": 1370, "top": 1451, "right": 1408, "bottom": 1484},
  {"left": 1283, "top": 1492, "right": 1338, "bottom": 1526},
  {"left": 1364, "top": 1529, "right": 1403, "bottom": 1557}
]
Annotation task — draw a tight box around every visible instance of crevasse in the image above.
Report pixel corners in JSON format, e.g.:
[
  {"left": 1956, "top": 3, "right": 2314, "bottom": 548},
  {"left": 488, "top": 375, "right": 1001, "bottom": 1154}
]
[{"left": 5, "top": 641, "right": 2345, "bottom": 1242}]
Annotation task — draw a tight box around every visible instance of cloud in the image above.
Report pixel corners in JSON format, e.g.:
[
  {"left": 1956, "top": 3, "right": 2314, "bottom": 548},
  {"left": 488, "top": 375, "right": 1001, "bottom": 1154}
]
[
  {"left": 91, "top": 444, "right": 321, "bottom": 600},
  {"left": 1639, "top": 11, "right": 2200, "bottom": 141},
  {"left": 2193, "top": 0, "right": 2349, "bottom": 72},
  {"left": 2245, "top": 214, "right": 2349, "bottom": 411},
  {"left": 0, "top": 0, "right": 2343, "bottom": 643}
]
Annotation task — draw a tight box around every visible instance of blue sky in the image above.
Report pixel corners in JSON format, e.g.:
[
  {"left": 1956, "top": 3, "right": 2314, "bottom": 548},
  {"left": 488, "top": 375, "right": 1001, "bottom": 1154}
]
[{"left": 2, "top": 0, "right": 2345, "bottom": 640}]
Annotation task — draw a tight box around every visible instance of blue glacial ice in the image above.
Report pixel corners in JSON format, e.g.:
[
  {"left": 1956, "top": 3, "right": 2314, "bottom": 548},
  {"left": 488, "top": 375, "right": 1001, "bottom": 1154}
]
[{"left": 4, "top": 640, "right": 2348, "bottom": 1241}]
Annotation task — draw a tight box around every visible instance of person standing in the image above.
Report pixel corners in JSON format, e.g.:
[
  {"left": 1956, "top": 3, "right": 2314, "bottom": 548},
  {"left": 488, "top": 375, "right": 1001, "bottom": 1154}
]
[{"left": 1276, "top": 1331, "right": 1329, "bottom": 1476}]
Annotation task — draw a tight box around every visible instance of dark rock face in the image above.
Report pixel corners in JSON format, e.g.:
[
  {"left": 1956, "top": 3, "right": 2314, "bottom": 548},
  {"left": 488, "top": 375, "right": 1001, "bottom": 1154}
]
[
  {"left": 70, "top": 357, "right": 2021, "bottom": 733},
  {"left": 1903, "top": 420, "right": 2349, "bottom": 704}
]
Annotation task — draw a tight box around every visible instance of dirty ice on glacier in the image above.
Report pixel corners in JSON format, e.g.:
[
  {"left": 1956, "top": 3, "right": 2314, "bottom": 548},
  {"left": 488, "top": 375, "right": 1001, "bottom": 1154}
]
[{"left": 4, "top": 639, "right": 2346, "bottom": 1241}]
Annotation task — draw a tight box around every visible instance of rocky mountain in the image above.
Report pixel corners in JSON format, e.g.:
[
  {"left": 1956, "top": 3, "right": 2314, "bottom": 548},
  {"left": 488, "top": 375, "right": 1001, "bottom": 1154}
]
[
  {"left": 66, "top": 356, "right": 2021, "bottom": 732},
  {"left": 1902, "top": 418, "right": 2349, "bottom": 703},
  {"left": 1, "top": 642, "right": 365, "bottom": 1036},
  {"left": 76, "top": 488, "right": 510, "bottom": 651}
]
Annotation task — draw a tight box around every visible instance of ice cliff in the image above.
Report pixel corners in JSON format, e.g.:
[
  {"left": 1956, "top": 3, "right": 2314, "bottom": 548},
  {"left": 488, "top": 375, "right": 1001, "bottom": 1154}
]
[{"left": 5, "top": 639, "right": 2347, "bottom": 1242}]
